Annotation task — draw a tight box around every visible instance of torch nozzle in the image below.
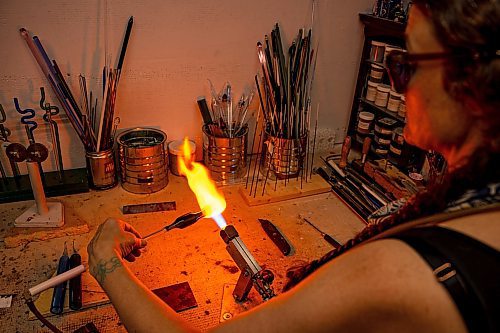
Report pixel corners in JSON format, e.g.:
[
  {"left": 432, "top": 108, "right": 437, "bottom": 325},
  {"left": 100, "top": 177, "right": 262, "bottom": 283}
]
[{"left": 165, "top": 211, "right": 204, "bottom": 231}]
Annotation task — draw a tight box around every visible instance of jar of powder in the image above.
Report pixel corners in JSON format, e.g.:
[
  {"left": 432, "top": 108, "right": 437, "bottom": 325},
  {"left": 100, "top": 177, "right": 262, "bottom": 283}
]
[
  {"left": 375, "top": 84, "right": 391, "bottom": 107},
  {"left": 370, "top": 63, "right": 385, "bottom": 83},
  {"left": 357, "top": 111, "right": 375, "bottom": 135},
  {"left": 366, "top": 80, "right": 378, "bottom": 102},
  {"left": 387, "top": 90, "right": 402, "bottom": 112},
  {"left": 370, "top": 41, "right": 386, "bottom": 63}
]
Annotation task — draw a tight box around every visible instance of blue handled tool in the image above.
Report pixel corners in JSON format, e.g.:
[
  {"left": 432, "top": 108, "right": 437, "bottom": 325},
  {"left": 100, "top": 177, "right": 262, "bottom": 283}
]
[{"left": 51, "top": 242, "right": 70, "bottom": 314}]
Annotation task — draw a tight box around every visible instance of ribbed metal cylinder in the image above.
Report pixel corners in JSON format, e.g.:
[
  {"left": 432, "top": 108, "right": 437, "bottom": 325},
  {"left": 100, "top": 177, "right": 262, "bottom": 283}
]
[
  {"left": 117, "top": 128, "right": 168, "bottom": 194},
  {"left": 202, "top": 125, "right": 248, "bottom": 185},
  {"left": 261, "top": 132, "right": 307, "bottom": 180}
]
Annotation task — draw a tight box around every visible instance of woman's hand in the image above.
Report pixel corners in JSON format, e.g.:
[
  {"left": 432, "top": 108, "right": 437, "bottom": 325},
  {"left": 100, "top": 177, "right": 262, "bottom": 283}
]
[{"left": 87, "top": 218, "right": 147, "bottom": 285}]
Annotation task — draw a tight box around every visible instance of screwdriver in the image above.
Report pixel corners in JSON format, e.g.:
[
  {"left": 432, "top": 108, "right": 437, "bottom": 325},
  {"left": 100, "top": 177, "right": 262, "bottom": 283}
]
[
  {"left": 300, "top": 216, "right": 342, "bottom": 248},
  {"left": 69, "top": 241, "right": 82, "bottom": 310},
  {"left": 143, "top": 211, "right": 204, "bottom": 240},
  {"left": 50, "top": 242, "right": 70, "bottom": 314}
]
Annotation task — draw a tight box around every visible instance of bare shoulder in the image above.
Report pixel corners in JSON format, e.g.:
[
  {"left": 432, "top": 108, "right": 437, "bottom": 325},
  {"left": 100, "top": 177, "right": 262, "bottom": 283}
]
[
  {"left": 216, "top": 239, "right": 467, "bottom": 333},
  {"left": 441, "top": 208, "right": 500, "bottom": 251}
]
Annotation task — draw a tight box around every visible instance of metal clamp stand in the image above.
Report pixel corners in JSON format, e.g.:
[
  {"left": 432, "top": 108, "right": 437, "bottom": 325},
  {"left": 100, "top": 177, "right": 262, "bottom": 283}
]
[{"left": 220, "top": 225, "right": 275, "bottom": 302}]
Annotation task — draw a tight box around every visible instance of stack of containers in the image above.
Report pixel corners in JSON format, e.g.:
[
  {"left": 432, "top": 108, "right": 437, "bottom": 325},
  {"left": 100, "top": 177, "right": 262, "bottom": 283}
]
[
  {"left": 356, "top": 111, "right": 375, "bottom": 143},
  {"left": 388, "top": 127, "right": 406, "bottom": 167},
  {"left": 373, "top": 117, "right": 397, "bottom": 156}
]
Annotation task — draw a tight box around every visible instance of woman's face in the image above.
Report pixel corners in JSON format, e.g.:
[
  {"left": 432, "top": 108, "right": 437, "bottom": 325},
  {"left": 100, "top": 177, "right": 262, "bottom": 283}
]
[{"left": 403, "top": 5, "right": 471, "bottom": 153}]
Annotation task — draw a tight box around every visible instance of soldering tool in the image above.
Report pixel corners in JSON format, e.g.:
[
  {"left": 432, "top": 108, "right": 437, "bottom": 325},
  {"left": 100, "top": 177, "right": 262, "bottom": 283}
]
[{"left": 143, "top": 211, "right": 204, "bottom": 240}]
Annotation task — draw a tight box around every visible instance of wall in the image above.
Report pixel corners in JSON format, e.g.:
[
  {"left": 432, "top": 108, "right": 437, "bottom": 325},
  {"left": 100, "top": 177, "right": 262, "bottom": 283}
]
[{"left": 0, "top": 0, "right": 373, "bottom": 173}]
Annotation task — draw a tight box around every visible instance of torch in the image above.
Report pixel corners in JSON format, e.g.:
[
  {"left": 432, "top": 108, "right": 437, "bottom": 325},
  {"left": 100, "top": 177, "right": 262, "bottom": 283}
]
[{"left": 176, "top": 138, "right": 276, "bottom": 302}]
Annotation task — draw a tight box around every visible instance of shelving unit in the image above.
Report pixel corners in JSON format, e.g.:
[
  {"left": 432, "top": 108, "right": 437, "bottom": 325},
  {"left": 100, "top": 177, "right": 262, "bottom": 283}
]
[{"left": 347, "top": 13, "right": 423, "bottom": 171}]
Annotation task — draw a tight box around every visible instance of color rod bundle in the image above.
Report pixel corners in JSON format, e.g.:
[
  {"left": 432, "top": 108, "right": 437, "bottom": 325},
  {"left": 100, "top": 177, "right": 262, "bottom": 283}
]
[
  {"left": 20, "top": 16, "right": 133, "bottom": 153},
  {"left": 255, "top": 23, "right": 317, "bottom": 140}
]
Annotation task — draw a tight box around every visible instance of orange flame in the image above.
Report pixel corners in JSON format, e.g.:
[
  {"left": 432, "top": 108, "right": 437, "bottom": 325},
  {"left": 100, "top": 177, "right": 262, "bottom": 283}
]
[{"left": 179, "top": 137, "right": 227, "bottom": 222}]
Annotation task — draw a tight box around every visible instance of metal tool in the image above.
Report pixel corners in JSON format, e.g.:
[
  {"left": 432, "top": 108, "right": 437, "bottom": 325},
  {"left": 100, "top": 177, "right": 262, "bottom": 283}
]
[
  {"left": 123, "top": 201, "right": 176, "bottom": 215},
  {"left": 69, "top": 241, "right": 82, "bottom": 311},
  {"left": 258, "top": 218, "right": 292, "bottom": 256},
  {"left": 51, "top": 242, "right": 70, "bottom": 315},
  {"left": 1, "top": 105, "right": 21, "bottom": 182},
  {"left": 143, "top": 211, "right": 204, "bottom": 240},
  {"left": 300, "top": 215, "right": 342, "bottom": 248},
  {"left": 220, "top": 225, "right": 275, "bottom": 302},
  {"left": 40, "top": 87, "right": 64, "bottom": 179}
]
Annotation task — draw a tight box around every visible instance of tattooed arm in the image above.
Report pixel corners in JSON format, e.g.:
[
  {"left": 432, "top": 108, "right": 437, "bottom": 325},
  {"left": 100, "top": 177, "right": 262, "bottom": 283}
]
[{"left": 87, "top": 218, "right": 195, "bottom": 332}]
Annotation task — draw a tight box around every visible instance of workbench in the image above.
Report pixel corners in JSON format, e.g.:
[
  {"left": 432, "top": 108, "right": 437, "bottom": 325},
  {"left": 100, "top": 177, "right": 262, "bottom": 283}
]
[{"left": 0, "top": 174, "right": 364, "bottom": 332}]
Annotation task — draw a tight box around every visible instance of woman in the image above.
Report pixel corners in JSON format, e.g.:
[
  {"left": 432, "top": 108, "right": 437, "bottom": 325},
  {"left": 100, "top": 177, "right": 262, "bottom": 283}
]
[{"left": 88, "top": 1, "right": 500, "bottom": 332}]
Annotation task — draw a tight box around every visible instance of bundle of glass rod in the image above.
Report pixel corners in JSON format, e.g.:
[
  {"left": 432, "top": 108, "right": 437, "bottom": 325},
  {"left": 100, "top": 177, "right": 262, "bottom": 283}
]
[
  {"left": 19, "top": 28, "right": 94, "bottom": 151},
  {"left": 207, "top": 81, "right": 254, "bottom": 138},
  {"left": 247, "top": 23, "right": 318, "bottom": 197},
  {"left": 255, "top": 24, "right": 315, "bottom": 140}
]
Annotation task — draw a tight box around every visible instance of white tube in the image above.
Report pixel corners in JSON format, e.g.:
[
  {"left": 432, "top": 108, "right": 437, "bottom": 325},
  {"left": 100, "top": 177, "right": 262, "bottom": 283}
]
[
  {"left": 29, "top": 265, "right": 85, "bottom": 296},
  {"left": 27, "top": 162, "right": 49, "bottom": 216}
]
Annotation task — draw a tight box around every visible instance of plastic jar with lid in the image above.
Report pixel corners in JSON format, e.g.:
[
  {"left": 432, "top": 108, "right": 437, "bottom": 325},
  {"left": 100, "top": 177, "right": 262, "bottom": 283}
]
[
  {"left": 370, "top": 41, "right": 386, "bottom": 63},
  {"left": 371, "top": 141, "right": 389, "bottom": 156},
  {"left": 370, "top": 63, "right": 384, "bottom": 83},
  {"left": 375, "top": 84, "right": 391, "bottom": 107},
  {"left": 357, "top": 111, "right": 375, "bottom": 135},
  {"left": 374, "top": 132, "right": 391, "bottom": 146},
  {"left": 387, "top": 90, "right": 402, "bottom": 112},
  {"left": 392, "top": 127, "right": 405, "bottom": 146},
  {"left": 365, "top": 81, "right": 378, "bottom": 102},
  {"left": 384, "top": 45, "right": 403, "bottom": 62},
  {"left": 374, "top": 117, "right": 397, "bottom": 136},
  {"left": 398, "top": 95, "right": 406, "bottom": 118}
]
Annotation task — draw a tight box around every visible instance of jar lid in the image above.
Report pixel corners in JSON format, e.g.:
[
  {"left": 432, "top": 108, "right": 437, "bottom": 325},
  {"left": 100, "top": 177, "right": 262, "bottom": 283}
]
[
  {"left": 359, "top": 111, "right": 375, "bottom": 121},
  {"left": 376, "top": 84, "right": 391, "bottom": 93},
  {"left": 371, "top": 41, "right": 385, "bottom": 47},
  {"left": 377, "top": 117, "right": 398, "bottom": 128},
  {"left": 367, "top": 80, "right": 379, "bottom": 87},
  {"left": 385, "top": 45, "right": 402, "bottom": 51},
  {"left": 168, "top": 139, "right": 196, "bottom": 155},
  {"left": 389, "top": 91, "right": 402, "bottom": 98},
  {"left": 371, "top": 63, "right": 384, "bottom": 70}
]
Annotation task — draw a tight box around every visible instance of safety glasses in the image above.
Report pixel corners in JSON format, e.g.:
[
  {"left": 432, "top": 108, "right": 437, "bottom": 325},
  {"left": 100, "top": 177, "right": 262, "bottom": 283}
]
[{"left": 385, "top": 50, "right": 461, "bottom": 93}]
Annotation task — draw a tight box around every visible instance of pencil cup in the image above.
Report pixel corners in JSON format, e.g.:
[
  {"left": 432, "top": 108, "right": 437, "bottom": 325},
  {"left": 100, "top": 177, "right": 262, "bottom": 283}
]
[
  {"left": 117, "top": 128, "right": 168, "bottom": 194},
  {"left": 85, "top": 148, "right": 118, "bottom": 190},
  {"left": 261, "top": 132, "right": 307, "bottom": 180},
  {"left": 202, "top": 125, "right": 248, "bottom": 185}
]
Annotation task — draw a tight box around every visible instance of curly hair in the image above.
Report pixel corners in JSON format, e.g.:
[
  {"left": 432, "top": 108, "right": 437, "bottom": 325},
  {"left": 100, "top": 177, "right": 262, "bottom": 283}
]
[{"left": 284, "top": 0, "right": 500, "bottom": 291}]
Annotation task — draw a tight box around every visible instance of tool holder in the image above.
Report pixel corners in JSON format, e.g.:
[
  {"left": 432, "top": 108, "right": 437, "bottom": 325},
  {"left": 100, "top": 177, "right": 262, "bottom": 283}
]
[{"left": 15, "top": 161, "right": 64, "bottom": 228}]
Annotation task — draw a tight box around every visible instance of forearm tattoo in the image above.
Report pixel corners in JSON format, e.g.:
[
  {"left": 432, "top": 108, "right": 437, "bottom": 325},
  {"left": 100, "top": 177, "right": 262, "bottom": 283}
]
[{"left": 91, "top": 256, "right": 122, "bottom": 285}]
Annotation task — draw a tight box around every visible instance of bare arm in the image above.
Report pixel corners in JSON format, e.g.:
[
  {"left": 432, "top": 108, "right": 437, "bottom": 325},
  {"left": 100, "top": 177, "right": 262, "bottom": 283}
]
[
  {"left": 88, "top": 219, "right": 466, "bottom": 333},
  {"left": 87, "top": 219, "right": 196, "bottom": 332}
]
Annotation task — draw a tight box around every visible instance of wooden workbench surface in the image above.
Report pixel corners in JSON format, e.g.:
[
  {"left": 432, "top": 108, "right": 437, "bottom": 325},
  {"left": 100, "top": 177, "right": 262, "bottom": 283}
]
[{"left": 0, "top": 174, "right": 364, "bottom": 332}]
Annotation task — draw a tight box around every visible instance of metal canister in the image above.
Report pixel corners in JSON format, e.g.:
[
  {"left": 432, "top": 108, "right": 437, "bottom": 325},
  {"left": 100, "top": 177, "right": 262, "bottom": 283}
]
[
  {"left": 85, "top": 148, "right": 117, "bottom": 190},
  {"left": 202, "top": 125, "right": 248, "bottom": 185},
  {"left": 261, "top": 132, "right": 307, "bottom": 180},
  {"left": 117, "top": 128, "right": 168, "bottom": 194}
]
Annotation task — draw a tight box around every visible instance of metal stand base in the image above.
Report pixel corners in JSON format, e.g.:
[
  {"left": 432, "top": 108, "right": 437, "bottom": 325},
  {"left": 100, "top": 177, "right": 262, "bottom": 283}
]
[{"left": 14, "top": 201, "right": 64, "bottom": 228}]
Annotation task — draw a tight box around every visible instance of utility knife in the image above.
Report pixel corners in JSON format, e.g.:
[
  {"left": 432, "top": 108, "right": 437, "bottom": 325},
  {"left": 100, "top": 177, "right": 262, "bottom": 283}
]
[{"left": 258, "top": 219, "right": 292, "bottom": 256}]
